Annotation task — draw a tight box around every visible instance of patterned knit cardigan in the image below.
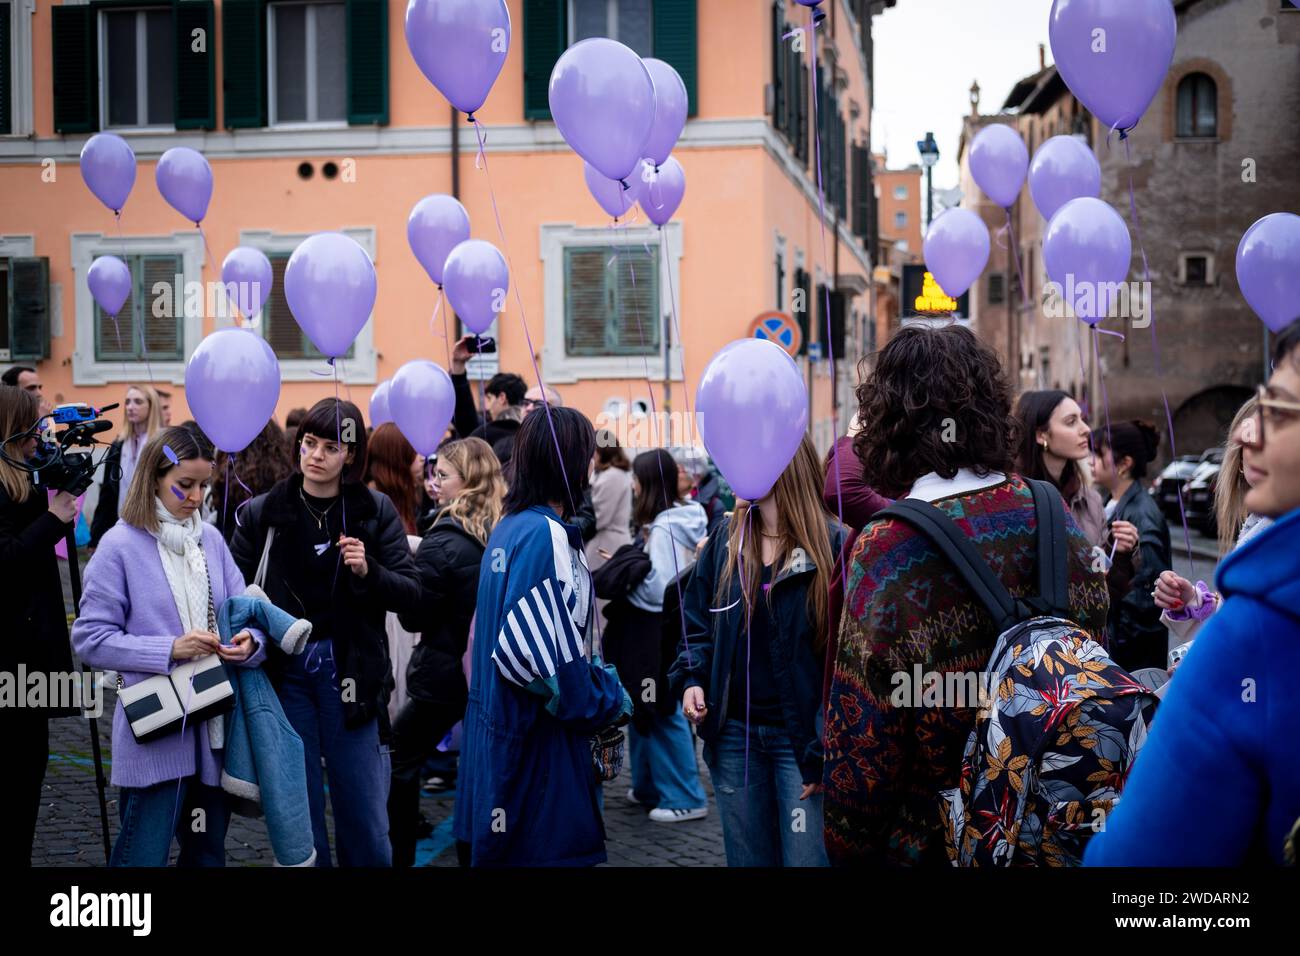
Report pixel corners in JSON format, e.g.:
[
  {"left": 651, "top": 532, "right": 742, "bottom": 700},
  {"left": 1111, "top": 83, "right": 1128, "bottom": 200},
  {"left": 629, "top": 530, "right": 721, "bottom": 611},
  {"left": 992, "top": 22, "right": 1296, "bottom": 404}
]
[{"left": 822, "top": 475, "right": 1110, "bottom": 866}]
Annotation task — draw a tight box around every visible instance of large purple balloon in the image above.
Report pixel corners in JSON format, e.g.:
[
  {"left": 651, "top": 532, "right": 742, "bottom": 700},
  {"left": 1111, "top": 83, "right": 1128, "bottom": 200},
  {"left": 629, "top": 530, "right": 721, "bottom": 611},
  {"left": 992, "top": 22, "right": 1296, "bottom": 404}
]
[
  {"left": 641, "top": 59, "right": 688, "bottom": 168},
  {"left": 1050, "top": 0, "right": 1177, "bottom": 133},
  {"left": 443, "top": 239, "right": 508, "bottom": 336},
  {"left": 369, "top": 380, "right": 394, "bottom": 427},
  {"left": 87, "top": 256, "right": 132, "bottom": 317},
  {"left": 405, "top": 0, "right": 510, "bottom": 116},
  {"left": 584, "top": 161, "right": 643, "bottom": 219},
  {"left": 1236, "top": 213, "right": 1300, "bottom": 333},
  {"left": 697, "top": 339, "right": 808, "bottom": 501},
  {"left": 284, "top": 232, "right": 377, "bottom": 358},
  {"left": 80, "top": 134, "right": 136, "bottom": 214},
  {"left": 390, "top": 360, "right": 455, "bottom": 456},
  {"left": 221, "top": 246, "right": 273, "bottom": 325},
  {"left": 923, "top": 209, "right": 990, "bottom": 299},
  {"left": 1043, "top": 197, "right": 1132, "bottom": 326},
  {"left": 408, "top": 195, "right": 471, "bottom": 286},
  {"left": 1029, "top": 135, "right": 1102, "bottom": 222},
  {"left": 969, "top": 124, "right": 1029, "bottom": 210},
  {"left": 184, "top": 329, "right": 282, "bottom": 453},
  {"left": 155, "top": 147, "right": 213, "bottom": 224},
  {"left": 641, "top": 157, "right": 685, "bottom": 226},
  {"left": 549, "top": 38, "right": 656, "bottom": 183}
]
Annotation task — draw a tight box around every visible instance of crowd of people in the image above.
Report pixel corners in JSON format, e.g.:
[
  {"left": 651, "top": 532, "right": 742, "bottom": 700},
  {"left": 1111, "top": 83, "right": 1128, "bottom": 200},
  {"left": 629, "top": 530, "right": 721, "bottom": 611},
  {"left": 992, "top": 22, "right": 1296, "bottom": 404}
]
[{"left": 2, "top": 318, "right": 1298, "bottom": 868}]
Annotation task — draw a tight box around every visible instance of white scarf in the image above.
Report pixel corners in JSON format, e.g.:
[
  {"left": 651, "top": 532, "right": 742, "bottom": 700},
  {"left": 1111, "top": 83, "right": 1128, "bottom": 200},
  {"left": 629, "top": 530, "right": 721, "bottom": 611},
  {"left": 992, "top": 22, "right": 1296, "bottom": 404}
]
[{"left": 151, "top": 498, "right": 223, "bottom": 748}]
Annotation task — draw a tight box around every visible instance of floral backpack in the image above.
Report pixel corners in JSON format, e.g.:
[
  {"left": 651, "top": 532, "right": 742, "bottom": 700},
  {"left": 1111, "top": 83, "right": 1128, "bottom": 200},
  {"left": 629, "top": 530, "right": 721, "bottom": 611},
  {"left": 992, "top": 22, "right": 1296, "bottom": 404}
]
[{"left": 881, "top": 480, "right": 1160, "bottom": 866}]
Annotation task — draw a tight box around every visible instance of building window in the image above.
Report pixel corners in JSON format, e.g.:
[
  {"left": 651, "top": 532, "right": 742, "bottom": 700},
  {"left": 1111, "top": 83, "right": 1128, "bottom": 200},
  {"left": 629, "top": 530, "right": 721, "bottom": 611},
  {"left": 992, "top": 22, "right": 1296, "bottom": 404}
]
[
  {"left": 775, "top": 249, "right": 785, "bottom": 311},
  {"left": 261, "top": 254, "right": 354, "bottom": 361},
  {"left": 1176, "top": 73, "right": 1217, "bottom": 138},
  {"left": 569, "top": 0, "right": 652, "bottom": 56},
  {"left": 1181, "top": 253, "right": 1213, "bottom": 287},
  {"left": 93, "top": 254, "right": 184, "bottom": 362},
  {"left": 893, "top": 185, "right": 908, "bottom": 200},
  {"left": 100, "top": 7, "right": 175, "bottom": 129},
  {"left": 269, "top": 1, "right": 347, "bottom": 125},
  {"left": 894, "top": 211, "right": 907, "bottom": 230},
  {"left": 564, "top": 246, "right": 659, "bottom": 357},
  {"left": 988, "top": 273, "right": 1006, "bottom": 305}
]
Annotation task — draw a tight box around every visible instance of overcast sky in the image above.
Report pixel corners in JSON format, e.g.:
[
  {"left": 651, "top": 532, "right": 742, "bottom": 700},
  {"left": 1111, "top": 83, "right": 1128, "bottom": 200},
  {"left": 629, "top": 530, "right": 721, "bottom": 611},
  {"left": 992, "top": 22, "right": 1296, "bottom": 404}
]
[{"left": 870, "top": 0, "right": 1053, "bottom": 188}]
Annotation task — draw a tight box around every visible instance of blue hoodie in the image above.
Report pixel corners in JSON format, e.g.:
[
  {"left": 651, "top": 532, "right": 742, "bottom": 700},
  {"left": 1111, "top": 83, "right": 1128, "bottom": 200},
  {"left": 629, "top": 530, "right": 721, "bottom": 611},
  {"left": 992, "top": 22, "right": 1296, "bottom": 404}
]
[
  {"left": 453, "top": 506, "right": 631, "bottom": 867},
  {"left": 1085, "top": 508, "right": 1300, "bottom": 865}
]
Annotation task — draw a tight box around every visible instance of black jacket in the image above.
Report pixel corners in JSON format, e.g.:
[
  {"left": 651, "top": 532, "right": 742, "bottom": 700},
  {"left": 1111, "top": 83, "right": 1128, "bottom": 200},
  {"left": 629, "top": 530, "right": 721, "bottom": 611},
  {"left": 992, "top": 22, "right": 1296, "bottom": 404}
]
[
  {"left": 668, "top": 514, "right": 850, "bottom": 785},
  {"left": 398, "top": 510, "right": 484, "bottom": 708},
  {"left": 88, "top": 438, "right": 123, "bottom": 549},
  {"left": 0, "top": 484, "right": 78, "bottom": 717},
  {"left": 1108, "top": 481, "right": 1172, "bottom": 670},
  {"left": 230, "top": 474, "right": 422, "bottom": 731},
  {"left": 450, "top": 372, "right": 522, "bottom": 449}
]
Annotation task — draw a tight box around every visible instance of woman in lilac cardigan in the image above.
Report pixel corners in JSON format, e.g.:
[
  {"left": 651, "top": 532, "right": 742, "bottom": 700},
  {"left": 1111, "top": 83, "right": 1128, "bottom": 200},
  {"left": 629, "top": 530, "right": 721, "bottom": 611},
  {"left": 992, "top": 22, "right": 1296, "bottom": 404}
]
[{"left": 72, "top": 427, "right": 265, "bottom": 867}]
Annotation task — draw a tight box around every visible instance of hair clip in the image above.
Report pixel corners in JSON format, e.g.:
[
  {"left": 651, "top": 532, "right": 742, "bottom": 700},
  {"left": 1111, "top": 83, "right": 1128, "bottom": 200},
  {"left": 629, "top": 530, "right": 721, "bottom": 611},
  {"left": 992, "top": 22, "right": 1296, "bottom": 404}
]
[{"left": 163, "top": 444, "right": 180, "bottom": 466}]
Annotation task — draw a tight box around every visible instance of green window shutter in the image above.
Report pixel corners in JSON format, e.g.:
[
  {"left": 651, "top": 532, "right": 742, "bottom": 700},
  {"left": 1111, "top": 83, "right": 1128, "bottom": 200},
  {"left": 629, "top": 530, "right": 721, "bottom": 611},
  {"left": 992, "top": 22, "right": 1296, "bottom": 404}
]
[
  {"left": 770, "top": 2, "right": 782, "bottom": 138},
  {"left": 610, "top": 248, "right": 658, "bottom": 353},
  {"left": 222, "top": 0, "right": 266, "bottom": 128},
  {"left": 93, "top": 255, "right": 182, "bottom": 362},
  {"left": 175, "top": 0, "right": 216, "bottom": 130},
  {"left": 565, "top": 249, "right": 607, "bottom": 355},
  {"left": 346, "top": 0, "right": 388, "bottom": 126},
  {"left": 523, "top": 0, "right": 564, "bottom": 120},
  {"left": 7, "top": 258, "right": 51, "bottom": 361},
  {"left": 793, "top": 267, "right": 810, "bottom": 356},
  {"left": 0, "top": 2, "right": 12, "bottom": 135},
  {"left": 52, "top": 5, "right": 98, "bottom": 134},
  {"left": 653, "top": 0, "right": 697, "bottom": 117},
  {"left": 95, "top": 255, "right": 138, "bottom": 361}
]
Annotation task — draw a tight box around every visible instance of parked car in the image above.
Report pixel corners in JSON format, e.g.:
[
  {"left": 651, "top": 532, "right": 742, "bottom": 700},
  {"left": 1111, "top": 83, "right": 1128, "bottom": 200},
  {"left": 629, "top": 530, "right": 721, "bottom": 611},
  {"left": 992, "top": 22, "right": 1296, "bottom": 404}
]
[
  {"left": 1152, "top": 449, "right": 1219, "bottom": 520},
  {"left": 1183, "top": 449, "right": 1225, "bottom": 536}
]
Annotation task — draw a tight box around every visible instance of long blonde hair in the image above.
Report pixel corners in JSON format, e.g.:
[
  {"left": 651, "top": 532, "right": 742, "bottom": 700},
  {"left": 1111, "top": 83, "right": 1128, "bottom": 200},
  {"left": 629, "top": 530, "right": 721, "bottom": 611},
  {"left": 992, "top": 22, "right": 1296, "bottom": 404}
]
[
  {"left": 0, "top": 386, "right": 40, "bottom": 504},
  {"left": 124, "top": 384, "right": 164, "bottom": 443},
  {"left": 1215, "top": 396, "right": 1258, "bottom": 557},
  {"left": 713, "top": 435, "right": 836, "bottom": 653},
  {"left": 120, "top": 427, "right": 213, "bottom": 533},
  {"left": 432, "top": 437, "right": 505, "bottom": 546}
]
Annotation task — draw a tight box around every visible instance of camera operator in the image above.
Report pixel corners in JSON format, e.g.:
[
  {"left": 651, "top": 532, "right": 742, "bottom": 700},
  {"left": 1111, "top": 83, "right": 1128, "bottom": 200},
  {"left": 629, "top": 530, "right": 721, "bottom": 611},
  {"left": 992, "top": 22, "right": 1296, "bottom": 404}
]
[{"left": 0, "top": 386, "right": 79, "bottom": 866}]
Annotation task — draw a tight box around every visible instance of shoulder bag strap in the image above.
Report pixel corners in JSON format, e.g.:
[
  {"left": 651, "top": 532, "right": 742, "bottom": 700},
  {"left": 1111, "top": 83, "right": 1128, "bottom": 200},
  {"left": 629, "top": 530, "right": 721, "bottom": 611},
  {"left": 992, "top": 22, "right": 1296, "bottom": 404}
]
[
  {"left": 1024, "top": 479, "right": 1071, "bottom": 619},
  {"left": 254, "top": 527, "right": 276, "bottom": 590}
]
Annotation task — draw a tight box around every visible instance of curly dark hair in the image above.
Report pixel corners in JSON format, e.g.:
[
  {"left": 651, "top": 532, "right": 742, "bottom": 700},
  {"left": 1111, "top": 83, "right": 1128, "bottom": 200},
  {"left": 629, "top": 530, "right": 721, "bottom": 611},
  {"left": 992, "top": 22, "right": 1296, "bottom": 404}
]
[
  {"left": 853, "top": 324, "right": 1018, "bottom": 498},
  {"left": 211, "top": 419, "right": 293, "bottom": 541}
]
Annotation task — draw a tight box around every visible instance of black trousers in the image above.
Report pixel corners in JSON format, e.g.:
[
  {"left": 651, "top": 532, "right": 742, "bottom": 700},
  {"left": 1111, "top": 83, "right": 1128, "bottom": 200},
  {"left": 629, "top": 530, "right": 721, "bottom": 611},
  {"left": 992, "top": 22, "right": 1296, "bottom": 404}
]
[
  {"left": 0, "top": 713, "right": 50, "bottom": 867},
  {"left": 386, "top": 698, "right": 463, "bottom": 868}
]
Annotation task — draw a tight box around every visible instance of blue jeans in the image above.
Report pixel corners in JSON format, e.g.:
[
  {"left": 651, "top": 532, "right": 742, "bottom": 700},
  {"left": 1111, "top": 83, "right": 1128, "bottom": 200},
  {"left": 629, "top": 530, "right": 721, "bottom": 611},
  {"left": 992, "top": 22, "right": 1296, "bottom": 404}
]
[
  {"left": 703, "top": 721, "right": 828, "bottom": 867},
  {"left": 629, "top": 712, "right": 707, "bottom": 810},
  {"left": 278, "top": 640, "right": 392, "bottom": 867},
  {"left": 111, "top": 778, "right": 230, "bottom": 867}
]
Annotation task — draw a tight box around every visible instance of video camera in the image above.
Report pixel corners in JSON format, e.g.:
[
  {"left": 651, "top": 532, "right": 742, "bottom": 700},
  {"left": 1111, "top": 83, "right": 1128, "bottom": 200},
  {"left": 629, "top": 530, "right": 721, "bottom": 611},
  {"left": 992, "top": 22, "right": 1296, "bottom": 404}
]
[{"left": 8, "top": 402, "right": 119, "bottom": 496}]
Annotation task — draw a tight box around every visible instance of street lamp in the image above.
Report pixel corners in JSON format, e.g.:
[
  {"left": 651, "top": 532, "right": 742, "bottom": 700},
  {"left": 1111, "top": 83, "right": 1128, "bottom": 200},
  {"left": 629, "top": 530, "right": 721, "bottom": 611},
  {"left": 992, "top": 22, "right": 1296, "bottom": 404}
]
[{"left": 917, "top": 131, "right": 939, "bottom": 233}]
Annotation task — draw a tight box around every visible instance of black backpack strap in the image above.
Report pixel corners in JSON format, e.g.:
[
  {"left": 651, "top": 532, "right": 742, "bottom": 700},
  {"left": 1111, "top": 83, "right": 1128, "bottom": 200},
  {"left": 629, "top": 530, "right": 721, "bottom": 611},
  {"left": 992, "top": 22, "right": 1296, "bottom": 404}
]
[
  {"left": 879, "top": 499, "right": 1022, "bottom": 633},
  {"left": 1024, "top": 479, "right": 1071, "bottom": 619}
]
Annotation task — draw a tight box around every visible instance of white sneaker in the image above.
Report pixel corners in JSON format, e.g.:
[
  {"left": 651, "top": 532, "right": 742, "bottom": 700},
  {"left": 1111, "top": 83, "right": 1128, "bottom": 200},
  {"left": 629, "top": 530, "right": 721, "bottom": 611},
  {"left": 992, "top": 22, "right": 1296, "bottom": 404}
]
[{"left": 649, "top": 806, "right": 708, "bottom": 824}]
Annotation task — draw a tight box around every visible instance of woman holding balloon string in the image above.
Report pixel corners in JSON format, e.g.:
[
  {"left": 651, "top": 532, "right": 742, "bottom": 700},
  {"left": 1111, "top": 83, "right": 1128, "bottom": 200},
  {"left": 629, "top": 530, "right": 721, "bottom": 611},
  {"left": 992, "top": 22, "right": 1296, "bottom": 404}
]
[
  {"left": 231, "top": 398, "right": 421, "bottom": 867},
  {"left": 90, "top": 384, "right": 164, "bottom": 550}
]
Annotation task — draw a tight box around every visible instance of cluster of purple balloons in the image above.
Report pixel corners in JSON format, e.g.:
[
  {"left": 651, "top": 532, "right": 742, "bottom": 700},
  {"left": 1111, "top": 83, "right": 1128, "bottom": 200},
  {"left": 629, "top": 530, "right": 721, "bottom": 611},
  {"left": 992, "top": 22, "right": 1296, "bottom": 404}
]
[{"left": 407, "top": 193, "right": 508, "bottom": 336}]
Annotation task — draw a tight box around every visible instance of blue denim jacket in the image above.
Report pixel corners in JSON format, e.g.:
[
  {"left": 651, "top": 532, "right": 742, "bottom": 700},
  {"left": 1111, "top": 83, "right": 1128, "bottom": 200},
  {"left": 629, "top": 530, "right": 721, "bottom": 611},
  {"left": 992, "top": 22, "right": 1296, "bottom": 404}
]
[{"left": 217, "top": 587, "right": 316, "bottom": 867}]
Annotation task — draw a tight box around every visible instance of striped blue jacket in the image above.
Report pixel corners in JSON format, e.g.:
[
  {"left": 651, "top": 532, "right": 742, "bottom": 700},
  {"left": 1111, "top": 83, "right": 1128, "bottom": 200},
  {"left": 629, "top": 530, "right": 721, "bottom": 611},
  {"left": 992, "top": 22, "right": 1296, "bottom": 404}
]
[{"left": 453, "top": 505, "right": 630, "bottom": 866}]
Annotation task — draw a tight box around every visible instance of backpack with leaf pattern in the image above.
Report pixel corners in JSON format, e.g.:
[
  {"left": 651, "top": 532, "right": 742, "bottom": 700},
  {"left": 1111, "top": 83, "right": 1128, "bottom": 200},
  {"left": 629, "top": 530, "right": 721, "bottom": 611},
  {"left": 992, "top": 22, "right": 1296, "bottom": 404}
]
[{"left": 881, "top": 480, "right": 1160, "bottom": 866}]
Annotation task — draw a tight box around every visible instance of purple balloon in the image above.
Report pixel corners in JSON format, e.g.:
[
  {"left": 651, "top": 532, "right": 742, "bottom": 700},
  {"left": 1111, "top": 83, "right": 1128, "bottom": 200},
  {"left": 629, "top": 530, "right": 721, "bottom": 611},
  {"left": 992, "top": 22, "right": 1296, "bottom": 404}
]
[
  {"left": 641, "top": 59, "right": 688, "bottom": 168},
  {"left": 184, "top": 329, "right": 282, "bottom": 453},
  {"left": 641, "top": 157, "right": 685, "bottom": 226},
  {"left": 443, "top": 239, "right": 508, "bottom": 336},
  {"left": 155, "top": 147, "right": 213, "bottom": 224},
  {"left": 283, "top": 232, "right": 377, "bottom": 358},
  {"left": 87, "top": 256, "right": 132, "bottom": 317},
  {"left": 1050, "top": 0, "right": 1177, "bottom": 133},
  {"left": 1236, "top": 213, "right": 1300, "bottom": 333},
  {"left": 1029, "top": 135, "right": 1102, "bottom": 222},
  {"left": 221, "top": 246, "right": 273, "bottom": 325},
  {"left": 408, "top": 194, "right": 471, "bottom": 286},
  {"left": 390, "top": 360, "right": 455, "bottom": 456},
  {"left": 369, "top": 380, "right": 394, "bottom": 427},
  {"left": 1043, "top": 197, "right": 1133, "bottom": 326},
  {"left": 549, "top": 38, "right": 656, "bottom": 182},
  {"left": 697, "top": 339, "right": 808, "bottom": 501},
  {"left": 584, "top": 161, "right": 643, "bottom": 219},
  {"left": 969, "top": 124, "right": 1029, "bottom": 210},
  {"left": 405, "top": 0, "right": 510, "bottom": 116},
  {"left": 80, "top": 133, "right": 136, "bottom": 214},
  {"left": 923, "top": 209, "right": 990, "bottom": 299}
]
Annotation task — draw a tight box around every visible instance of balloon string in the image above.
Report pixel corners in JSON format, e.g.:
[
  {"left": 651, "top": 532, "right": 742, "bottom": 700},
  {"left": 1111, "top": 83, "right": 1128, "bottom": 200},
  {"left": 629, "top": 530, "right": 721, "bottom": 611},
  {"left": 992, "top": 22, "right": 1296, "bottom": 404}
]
[
  {"left": 1004, "top": 209, "right": 1031, "bottom": 320},
  {"left": 1122, "top": 136, "right": 1195, "bottom": 571},
  {"left": 806, "top": 7, "right": 849, "bottom": 601},
  {"left": 1095, "top": 325, "right": 1126, "bottom": 341},
  {"left": 330, "top": 362, "right": 348, "bottom": 596},
  {"left": 232, "top": 465, "right": 254, "bottom": 530},
  {"left": 430, "top": 286, "right": 451, "bottom": 368},
  {"left": 198, "top": 223, "right": 215, "bottom": 272},
  {"left": 222, "top": 456, "right": 231, "bottom": 538},
  {"left": 1074, "top": 315, "right": 1092, "bottom": 421}
]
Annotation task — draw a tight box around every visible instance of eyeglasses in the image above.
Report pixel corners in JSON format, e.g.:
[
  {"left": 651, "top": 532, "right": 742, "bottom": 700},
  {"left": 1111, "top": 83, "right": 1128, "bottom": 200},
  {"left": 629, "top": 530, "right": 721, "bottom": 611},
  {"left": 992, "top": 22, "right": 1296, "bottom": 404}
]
[
  {"left": 1247, "top": 384, "right": 1300, "bottom": 448},
  {"left": 521, "top": 398, "right": 544, "bottom": 409}
]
